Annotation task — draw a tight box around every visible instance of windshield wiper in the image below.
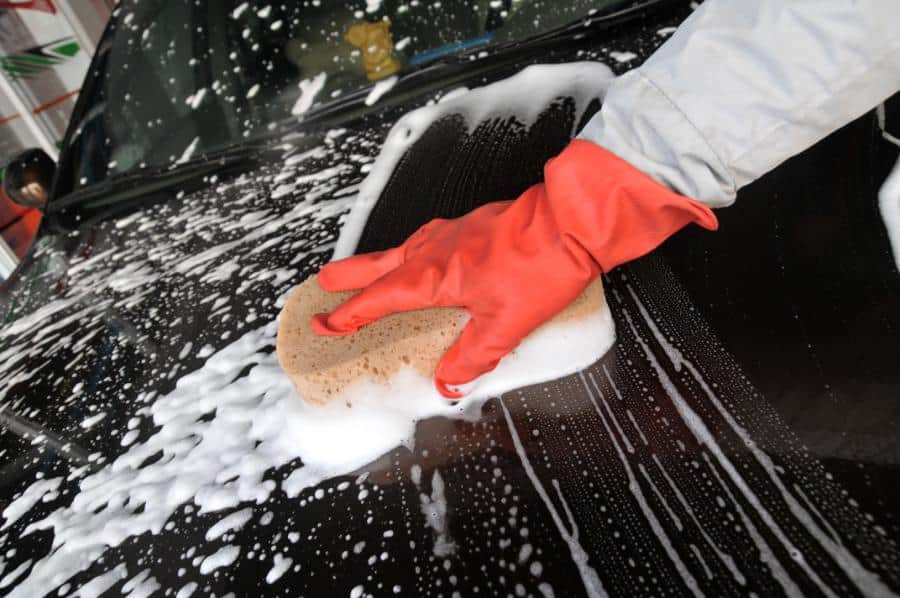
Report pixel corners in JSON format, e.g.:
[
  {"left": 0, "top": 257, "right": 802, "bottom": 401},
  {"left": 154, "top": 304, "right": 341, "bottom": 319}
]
[{"left": 47, "top": 142, "right": 270, "bottom": 214}]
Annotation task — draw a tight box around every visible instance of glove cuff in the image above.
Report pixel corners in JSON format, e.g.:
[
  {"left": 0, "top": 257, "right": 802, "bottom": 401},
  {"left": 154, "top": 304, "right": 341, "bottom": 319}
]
[{"left": 544, "top": 139, "right": 718, "bottom": 272}]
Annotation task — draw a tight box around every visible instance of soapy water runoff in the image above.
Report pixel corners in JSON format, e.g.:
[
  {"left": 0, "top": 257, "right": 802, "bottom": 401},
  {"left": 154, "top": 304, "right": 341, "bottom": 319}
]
[
  {"left": 0, "top": 60, "right": 898, "bottom": 596},
  {"left": 0, "top": 61, "right": 618, "bottom": 596}
]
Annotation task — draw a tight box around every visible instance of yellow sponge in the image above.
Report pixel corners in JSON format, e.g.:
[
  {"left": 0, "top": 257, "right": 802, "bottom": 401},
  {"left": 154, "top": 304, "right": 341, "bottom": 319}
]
[{"left": 276, "top": 277, "right": 605, "bottom": 405}]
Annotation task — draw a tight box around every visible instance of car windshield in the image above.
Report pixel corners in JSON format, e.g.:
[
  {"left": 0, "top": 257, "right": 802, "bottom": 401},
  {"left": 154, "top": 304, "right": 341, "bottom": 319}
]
[{"left": 60, "top": 0, "right": 621, "bottom": 195}]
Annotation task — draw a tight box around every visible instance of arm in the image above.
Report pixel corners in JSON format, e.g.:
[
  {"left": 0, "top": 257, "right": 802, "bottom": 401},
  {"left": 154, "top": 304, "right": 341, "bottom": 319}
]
[
  {"left": 579, "top": 0, "right": 900, "bottom": 207},
  {"left": 314, "top": 0, "right": 900, "bottom": 395}
]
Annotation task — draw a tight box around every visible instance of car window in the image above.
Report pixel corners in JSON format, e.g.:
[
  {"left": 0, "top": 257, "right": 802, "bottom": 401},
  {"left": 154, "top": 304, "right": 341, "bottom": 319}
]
[{"left": 60, "top": 0, "right": 623, "bottom": 195}]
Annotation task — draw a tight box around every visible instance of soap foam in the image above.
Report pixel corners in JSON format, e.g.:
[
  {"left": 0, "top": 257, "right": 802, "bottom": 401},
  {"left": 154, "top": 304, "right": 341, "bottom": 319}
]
[
  {"left": 333, "top": 62, "right": 615, "bottom": 259},
  {"left": 5, "top": 63, "right": 619, "bottom": 594},
  {"left": 9, "top": 295, "right": 614, "bottom": 595},
  {"left": 878, "top": 155, "right": 900, "bottom": 271}
]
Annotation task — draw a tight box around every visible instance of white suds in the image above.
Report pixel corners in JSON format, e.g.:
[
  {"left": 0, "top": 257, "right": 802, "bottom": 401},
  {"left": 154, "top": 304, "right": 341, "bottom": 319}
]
[
  {"left": 876, "top": 103, "right": 900, "bottom": 149},
  {"left": 231, "top": 3, "right": 249, "bottom": 19},
  {"left": 15, "top": 313, "right": 614, "bottom": 594},
  {"left": 265, "top": 553, "right": 293, "bottom": 584},
  {"left": 438, "top": 87, "right": 469, "bottom": 104},
  {"left": 80, "top": 412, "right": 107, "bottom": 429},
  {"left": 186, "top": 88, "right": 207, "bottom": 110},
  {"left": 500, "top": 400, "right": 606, "bottom": 597},
  {"left": 579, "top": 373, "right": 701, "bottom": 596},
  {"left": 1, "top": 64, "right": 627, "bottom": 594},
  {"left": 175, "top": 582, "right": 198, "bottom": 598},
  {"left": 2, "top": 477, "right": 62, "bottom": 530},
  {"left": 71, "top": 564, "right": 127, "bottom": 598},
  {"left": 0, "top": 559, "right": 32, "bottom": 589},
  {"left": 333, "top": 62, "right": 615, "bottom": 258},
  {"left": 122, "top": 569, "right": 161, "bottom": 598},
  {"left": 365, "top": 76, "right": 398, "bottom": 106},
  {"left": 176, "top": 137, "right": 201, "bottom": 165},
  {"left": 608, "top": 51, "right": 637, "bottom": 63},
  {"left": 292, "top": 73, "right": 327, "bottom": 116},
  {"left": 120, "top": 429, "right": 140, "bottom": 446},
  {"left": 206, "top": 508, "right": 253, "bottom": 541},
  {"left": 623, "top": 286, "right": 895, "bottom": 597},
  {"left": 413, "top": 468, "right": 456, "bottom": 557},
  {"left": 0, "top": 128, "right": 370, "bottom": 593},
  {"left": 199, "top": 545, "right": 240, "bottom": 575},
  {"left": 878, "top": 156, "right": 900, "bottom": 271}
]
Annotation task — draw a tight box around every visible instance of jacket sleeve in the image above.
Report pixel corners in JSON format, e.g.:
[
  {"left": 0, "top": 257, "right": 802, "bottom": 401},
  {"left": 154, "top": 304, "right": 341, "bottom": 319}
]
[{"left": 577, "top": 0, "right": 900, "bottom": 207}]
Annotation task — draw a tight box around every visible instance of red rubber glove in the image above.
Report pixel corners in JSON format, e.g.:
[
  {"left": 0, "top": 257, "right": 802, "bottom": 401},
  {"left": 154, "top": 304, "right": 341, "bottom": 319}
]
[{"left": 312, "top": 139, "right": 717, "bottom": 397}]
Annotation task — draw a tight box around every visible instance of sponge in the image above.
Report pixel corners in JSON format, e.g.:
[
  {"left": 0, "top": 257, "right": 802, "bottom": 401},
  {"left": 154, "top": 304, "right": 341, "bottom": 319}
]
[{"left": 277, "top": 277, "right": 608, "bottom": 406}]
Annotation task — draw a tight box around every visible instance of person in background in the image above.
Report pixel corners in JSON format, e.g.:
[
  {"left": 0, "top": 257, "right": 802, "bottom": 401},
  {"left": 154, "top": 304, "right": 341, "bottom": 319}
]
[{"left": 313, "top": 0, "right": 900, "bottom": 397}]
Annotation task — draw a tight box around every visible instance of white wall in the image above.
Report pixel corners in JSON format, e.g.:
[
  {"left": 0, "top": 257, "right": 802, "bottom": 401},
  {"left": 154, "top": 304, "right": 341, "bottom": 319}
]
[{"left": 0, "top": 1, "right": 112, "bottom": 163}]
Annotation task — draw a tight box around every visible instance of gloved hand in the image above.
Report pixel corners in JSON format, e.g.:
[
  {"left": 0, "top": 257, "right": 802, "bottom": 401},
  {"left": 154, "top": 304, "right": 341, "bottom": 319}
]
[{"left": 312, "top": 139, "right": 717, "bottom": 397}]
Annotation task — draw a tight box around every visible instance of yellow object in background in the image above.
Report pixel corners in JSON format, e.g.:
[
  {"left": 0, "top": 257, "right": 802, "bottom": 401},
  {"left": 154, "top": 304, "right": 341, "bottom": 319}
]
[{"left": 345, "top": 20, "right": 402, "bottom": 81}]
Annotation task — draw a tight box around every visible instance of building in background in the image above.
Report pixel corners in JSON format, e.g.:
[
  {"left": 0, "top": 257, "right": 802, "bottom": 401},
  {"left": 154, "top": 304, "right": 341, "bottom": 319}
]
[{"left": 0, "top": 0, "right": 112, "bottom": 278}]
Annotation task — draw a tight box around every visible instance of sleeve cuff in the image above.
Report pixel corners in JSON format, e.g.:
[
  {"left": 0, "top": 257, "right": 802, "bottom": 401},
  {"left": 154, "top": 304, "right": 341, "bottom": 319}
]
[{"left": 577, "top": 70, "right": 737, "bottom": 208}]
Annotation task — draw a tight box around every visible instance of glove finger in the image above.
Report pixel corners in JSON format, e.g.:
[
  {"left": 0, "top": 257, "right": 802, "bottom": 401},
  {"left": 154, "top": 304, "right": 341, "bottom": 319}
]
[
  {"left": 319, "top": 216, "right": 454, "bottom": 292},
  {"left": 403, "top": 217, "right": 449, "bottom": 253},
  {"left": 404, "top": 204, "right": 510, "bottom": 255},
  {"left": 318, "top": 247, "right": 404, "bottom": 292},
  {"left": 433, "top": 316, "right": 522, "bottom": 398},
  {"left": 312, "top": 265, "right": 436, "bottom": 335}
]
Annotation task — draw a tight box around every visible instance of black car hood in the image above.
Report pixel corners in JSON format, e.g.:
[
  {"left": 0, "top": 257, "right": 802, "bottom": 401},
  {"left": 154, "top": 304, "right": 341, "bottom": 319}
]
[{"left": 1, "top": 4, "right": 899, "bottom": 597}]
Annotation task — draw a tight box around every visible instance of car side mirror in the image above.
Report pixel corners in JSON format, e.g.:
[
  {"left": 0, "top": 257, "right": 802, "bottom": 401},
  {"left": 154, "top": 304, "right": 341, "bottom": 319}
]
[{"left": 2, "top": 148, "right": 56, "bottom": 211}]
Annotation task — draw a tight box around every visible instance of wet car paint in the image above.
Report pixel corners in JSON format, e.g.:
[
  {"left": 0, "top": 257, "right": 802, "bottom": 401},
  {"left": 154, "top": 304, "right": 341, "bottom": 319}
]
[{"left": 0, "top": 2, "right": 898, "bottom": 596}]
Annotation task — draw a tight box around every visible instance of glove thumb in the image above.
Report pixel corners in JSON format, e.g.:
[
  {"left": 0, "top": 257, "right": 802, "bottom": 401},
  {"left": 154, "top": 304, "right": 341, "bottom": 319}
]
[{"left": 434, "top": 317, "right": 516, "bottom": 398}]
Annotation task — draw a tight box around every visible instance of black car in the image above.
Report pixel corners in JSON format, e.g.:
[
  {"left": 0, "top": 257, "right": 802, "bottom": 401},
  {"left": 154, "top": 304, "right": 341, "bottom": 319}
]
[{"left": 0, "top": 0, "right": 898, "bottom": 596}]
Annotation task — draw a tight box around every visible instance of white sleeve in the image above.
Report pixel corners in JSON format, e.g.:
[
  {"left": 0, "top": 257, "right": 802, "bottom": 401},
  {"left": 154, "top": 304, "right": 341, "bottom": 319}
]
[{"left": 577, "top": 0, "right": 900, "bottom": 207}]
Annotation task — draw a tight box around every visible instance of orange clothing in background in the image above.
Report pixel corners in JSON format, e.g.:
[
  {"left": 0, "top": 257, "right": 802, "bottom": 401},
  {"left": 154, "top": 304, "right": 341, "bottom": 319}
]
[{"left": 0, "top": 189, "right": 41, "bottom": 258}]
